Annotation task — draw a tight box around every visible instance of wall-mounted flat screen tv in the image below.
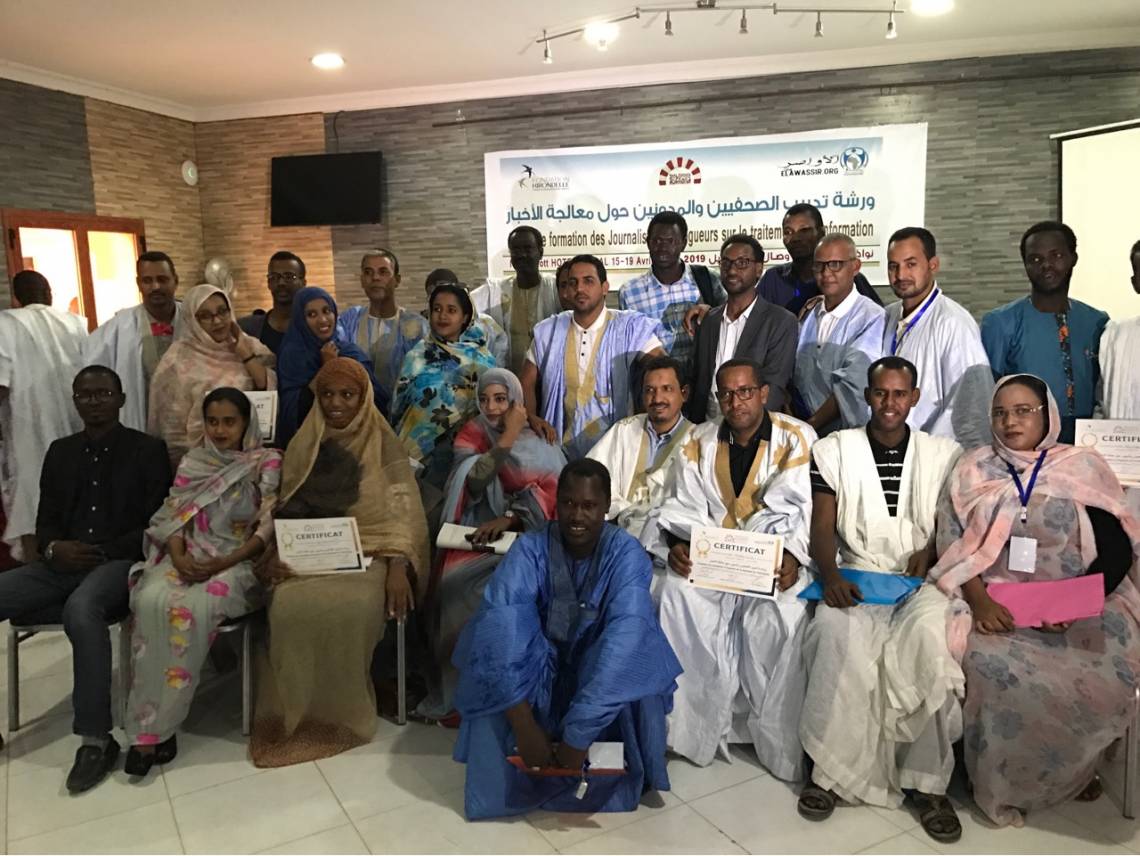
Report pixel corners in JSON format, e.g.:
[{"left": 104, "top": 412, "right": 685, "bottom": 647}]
[{"left": 270, "top": 151, "right": 383, "bottom": 226}]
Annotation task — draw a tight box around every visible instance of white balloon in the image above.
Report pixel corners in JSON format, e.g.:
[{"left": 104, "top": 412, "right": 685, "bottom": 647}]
[{"left": 203, "top": 257, "right": 235, "bottom": 298}]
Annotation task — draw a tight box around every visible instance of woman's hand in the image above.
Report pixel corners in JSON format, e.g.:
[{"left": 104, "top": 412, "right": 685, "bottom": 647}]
[
  {"left": 255, "top": 554, "right": 295, "bottom": 585},
  {"left": 501, "top": 402, "right": 528, "bottom": 440},
  {"left": 973, "top": 596, "right": 1016, "bottom": 634},
  {"left": 386, "top": 559, "right": 414, "bottom": 621},
  {"left": 468, "top": 516, "right": 515, "bottom": 546},
  {"left": 175, "top": 555, "right": 224, "bottom": 583},
  {"left": 320, "top": 341, "right": 339, "bottom": 365},
  {"left": 231, "top": 322, "right": 254, "bottom": 360},
  {"left": 1038, "top": 621, "right": 1071, "bottom": 633}
]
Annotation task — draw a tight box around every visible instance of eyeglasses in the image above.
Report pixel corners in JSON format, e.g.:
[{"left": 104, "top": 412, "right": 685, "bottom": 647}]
[
  {"left": 73, "top": 390, "right": 117, "bottom": 403},
  {"left": 990, "top": 404, "right": 1046, "bottom": 422},
  {"left": 195, "top": 305, "right": 231, "bottom": 325},
  {"left": 267, "top": 272, "right": 302, "bottom": 284},
  {"left": 715, "top": 385, "right": 760, "bottom": 403},
  {"left": 719, "top": 257, "right": 759, "bottom": 270},
  {"left": 812, "top": 259, "right": 857, "bottom": 274}
]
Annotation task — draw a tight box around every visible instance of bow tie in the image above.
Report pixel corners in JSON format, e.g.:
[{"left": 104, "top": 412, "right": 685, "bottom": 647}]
[{"left": 150, "top": 322, "right": 174, "bottom": 337}]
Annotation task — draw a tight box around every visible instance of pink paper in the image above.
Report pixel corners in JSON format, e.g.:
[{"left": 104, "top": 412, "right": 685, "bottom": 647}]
[{"left": 987, "top": 574, "right": 1105, "bottom": 628}]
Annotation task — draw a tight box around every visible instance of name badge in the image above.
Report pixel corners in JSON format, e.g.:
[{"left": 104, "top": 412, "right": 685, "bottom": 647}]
[{"left": 1009, "top": 536, "right": 1037, "bottom": 574}]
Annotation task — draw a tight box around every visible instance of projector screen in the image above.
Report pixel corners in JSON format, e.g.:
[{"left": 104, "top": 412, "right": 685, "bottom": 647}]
[{"left": 1058, "top": 122, "right": 1140, "bottom": 321}]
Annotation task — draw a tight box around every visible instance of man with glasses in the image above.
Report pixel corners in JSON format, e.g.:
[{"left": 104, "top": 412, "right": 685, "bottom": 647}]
[
  {"left": 471, "top": 226, "right": 561, "bottom": 374},
  {"left": 0, "top": 366, "right": 170, "bottom": 793},
  {"left": 237, "top": 250, "right": 307, "bottom": 355},
  {"left": 620, "top": 211, "right": 726, "bottom": 376},
  {"left": 687, "top": 234, "right": 797, "bottom": 424},
  {"left": 642, "top": 358, "right": 815, "bottom": 780},
  {"left": 882, "top": 227, "right": 992, "bottom": 448},
  {"left": 792, "top": 234, "right": 886, "bottom": 436},
  {"left": 85, "top": 251, "right": 184, "bottom": 432},
  {"left": 0, "top": 270, "right": 87, "bottom": 562},
  {"left": 758, "top": 203, "right": 883, "bottom": 316},
  {"left": 336, "top": 249, "right": 428, "bottom": 400},
  {"left": 981, "top": 221, "right": 1108, "bottom": 443}
]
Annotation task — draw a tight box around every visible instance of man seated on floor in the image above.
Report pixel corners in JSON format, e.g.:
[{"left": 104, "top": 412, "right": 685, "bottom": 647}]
[
  {"left": 452, "top": 459, "right": 682, "bottom": 820},
  {"left": 586, "top": 355, "right": 693, "bottom": 542},
  {"left": 0, "top": 366, "right": 170, "bottom": 793},
  {"left": 797, "top": 355, "right": 963, "bottom": 844},
  {"left": 642, "top": 358, "right": 815, "bottom": 782}
]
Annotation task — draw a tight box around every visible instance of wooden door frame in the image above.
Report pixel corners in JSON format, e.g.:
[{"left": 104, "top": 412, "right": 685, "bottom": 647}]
[{"left": 2, "top": 208, "right": 146, "bottom": 330}]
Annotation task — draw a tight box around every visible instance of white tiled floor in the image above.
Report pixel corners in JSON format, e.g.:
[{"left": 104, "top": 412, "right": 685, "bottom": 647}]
[{"left": 1, "top": 630, "right": 1137, "bottom": 855}]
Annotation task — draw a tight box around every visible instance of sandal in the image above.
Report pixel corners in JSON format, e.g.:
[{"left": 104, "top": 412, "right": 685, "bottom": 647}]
[
  {"left": 909, "top": 792, "right": 962, "bottom": 843},
  {"left": 1076, "top": 776, "right": 1103, "bottom": 802},
  {"left": 797, "top": 784, "right": 838, "bottom": 821}
]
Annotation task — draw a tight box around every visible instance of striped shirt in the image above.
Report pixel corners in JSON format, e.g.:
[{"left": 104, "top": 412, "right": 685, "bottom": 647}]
[{"left": 810, "top": 426, "right": 910, "bottom": 517}]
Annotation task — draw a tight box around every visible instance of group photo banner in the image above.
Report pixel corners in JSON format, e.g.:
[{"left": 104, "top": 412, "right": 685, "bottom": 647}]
[{"left": 484, "top": 123, "right": 927, "bottom": 287}]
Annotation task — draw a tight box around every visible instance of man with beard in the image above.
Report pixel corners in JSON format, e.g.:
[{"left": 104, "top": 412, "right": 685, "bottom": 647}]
[
  {"left": 337, "top": 248, "right": 428, "bottom": 400},
  {"left": 471, "top": 226, "right": 561, "bottom": 374},
  {"left": 882, "top": 227, "right": 992, "bottom": 448},
  {"left": 687, "top": 234, "right": 797, "bottom": 424},
  {"left": 84, "top": 251, "right": 183, "bottom": 432},
  {"left": 758, "top": 203, "right": 884, "bottom": 316},
  {"left": 981, "top": 221, "right": 1108, "bottom": 443},
  {"left": 238, "top": 251, "right": 307, "bottom": 354},
  {"left": 619, "top": 211, "right": 726, "bottom": 375}
]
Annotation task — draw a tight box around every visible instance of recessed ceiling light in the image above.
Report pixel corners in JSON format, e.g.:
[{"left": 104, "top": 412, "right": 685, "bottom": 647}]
[
  {"left": 909, "top": 0, "right": 954, "bottom": 15},
  {"left": 583, "top": 21, "right": 620, "bottom": 51},
  {"left": 311, "top": 52, "right": 345, "bottom": 70}
]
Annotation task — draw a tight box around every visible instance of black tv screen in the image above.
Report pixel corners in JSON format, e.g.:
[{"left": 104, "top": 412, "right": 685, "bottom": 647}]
[{"left": 271, "top": 151, "right": 383, "bottom": 226}]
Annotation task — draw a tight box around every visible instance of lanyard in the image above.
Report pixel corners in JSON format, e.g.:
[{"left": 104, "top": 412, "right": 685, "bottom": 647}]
[
  {"left": 890, "top": 287, "right": 940, "bottom": 355},
  {"left": 1006, "top": 449, "right": 1047, "bottom": 523}
]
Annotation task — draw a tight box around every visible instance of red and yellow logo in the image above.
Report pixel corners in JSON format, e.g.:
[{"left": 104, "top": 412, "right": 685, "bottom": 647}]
[{"left": 659, "top": 157, "right": 702, "bottom": 186}]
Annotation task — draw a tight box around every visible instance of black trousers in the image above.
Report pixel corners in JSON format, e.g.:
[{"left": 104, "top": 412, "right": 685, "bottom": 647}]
[{"left": 0, "top": 560, "right": 130, "bottom": 736}]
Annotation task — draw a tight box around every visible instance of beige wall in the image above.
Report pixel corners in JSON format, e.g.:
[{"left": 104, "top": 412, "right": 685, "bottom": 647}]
[
  {"left": 194, "top": 114, "right": 335, "bottom": 317},
  {"left": 85, "top": 99, "right": 204, "bottom": 296}
]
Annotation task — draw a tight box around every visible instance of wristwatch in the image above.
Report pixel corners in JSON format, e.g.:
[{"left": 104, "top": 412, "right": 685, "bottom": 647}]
[
  {"left": 503, "top": 510, "right": 518, "bottom": 520},
  {"left": 44, "top": 541, "right": 56, "bottom": 562}
]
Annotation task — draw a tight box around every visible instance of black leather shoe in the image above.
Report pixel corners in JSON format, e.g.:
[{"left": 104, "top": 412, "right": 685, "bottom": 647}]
[
  {"left": 125, "top": 735, "right": 177, "bottom": 777},
  {"left": 66, "top": 738, "right": 120, "bottom": 793}
]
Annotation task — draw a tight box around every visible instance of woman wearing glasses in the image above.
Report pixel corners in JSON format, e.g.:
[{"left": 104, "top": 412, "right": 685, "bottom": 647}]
[
  {"left": 148, "top": 284, "right": 274, "bottom": 469},
  {"left": 924, "top": 373, "right": 1140, "bottom": 826}
]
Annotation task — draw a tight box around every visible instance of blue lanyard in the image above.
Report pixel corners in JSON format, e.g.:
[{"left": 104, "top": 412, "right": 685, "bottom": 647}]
[
  {"left": 890, "top": 288, "right": 940, "bottom": 355},
  {"left": 1006, "top": 450, "right": 1047, "bottom": 523}
]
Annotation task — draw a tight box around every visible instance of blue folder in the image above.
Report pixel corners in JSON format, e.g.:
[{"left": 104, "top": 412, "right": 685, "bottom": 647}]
[{"left": 798, "top": 568, "right": 924, "bottom": 605}]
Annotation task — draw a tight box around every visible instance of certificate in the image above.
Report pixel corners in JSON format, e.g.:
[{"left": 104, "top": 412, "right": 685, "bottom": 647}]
[
  {"left": 1076, "top": 419, "right": 1140, "bottom": 486},
  {"left": 275, "top": 517, "right": 366, "bottom": 574},
  {"left": 245, "top": 391, "right": 278, "bottom": 442},
  {"left": 686, "top": 526, "right": 782, "bottom": 599}
]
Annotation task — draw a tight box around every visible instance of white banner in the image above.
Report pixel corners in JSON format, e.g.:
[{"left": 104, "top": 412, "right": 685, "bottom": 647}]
[{"left": 484, "top": 123, "right": 927, "bottom": 287}]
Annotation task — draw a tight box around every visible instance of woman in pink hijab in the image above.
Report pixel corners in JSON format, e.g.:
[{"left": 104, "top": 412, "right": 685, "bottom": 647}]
[{"left": 929, "top": 373, "right": 1140, "bottom": 827}]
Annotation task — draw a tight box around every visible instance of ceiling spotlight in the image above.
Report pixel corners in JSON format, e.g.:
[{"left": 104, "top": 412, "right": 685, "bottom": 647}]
[
  {"left": 584, "top": 21, "right": 620, "bottom": 51},
  {"left": 910, "top": 0, "right": 954, "bottom": 15},
  {"left": 814, "top": 12, "right": 823, "bottom": 38},
  {"left": 665, "top": 11, "right": 674, "bottom": 35},
  {"left": 739, "top": 10, "right": 749, "bottom": 34},
  {"left": 543, "top": 31, "right": 553, "bottom": 63},
  {"left": 886, "top": 3, "right": 898, "bottom": 38},
  {"left": 310, "top": 52, "right": 344, "bottom": 70}
]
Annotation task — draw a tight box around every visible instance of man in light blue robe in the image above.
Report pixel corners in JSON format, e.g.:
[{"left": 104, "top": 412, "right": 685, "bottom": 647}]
[
  {"left": 792, "top": 234, "right": 886, "bottom": 436},
  {"left": 453, "top": 459, "right": 682, "bottom": 820},
  {"left": 521, "top": 254, "right": 665, "bottom": 461}
]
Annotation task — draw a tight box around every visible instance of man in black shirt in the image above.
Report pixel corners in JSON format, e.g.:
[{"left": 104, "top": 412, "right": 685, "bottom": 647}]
[
  {"left": 0, "top": 366, "right": 171, "bottom": 793},
  {"left": 237, "top": 251, "right": 307, "bottom": 354}
]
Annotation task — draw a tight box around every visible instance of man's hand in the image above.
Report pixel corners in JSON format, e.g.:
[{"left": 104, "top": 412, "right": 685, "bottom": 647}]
[
  {"left": 904, "top": 548, "right": 934, "bottom": 579},
  {"left": 972, "top": 596, "right": 1015, "bottom": 634},
  {"left": 385, "top": 560, "right": 414, "bottom": 620},
  {"left": 554, "top": 742, "right": 588, "bottom": 771},
  {"left": 682, "top": 304, "right": 711, "bottom": 337},
  {"left": 668, "top": 542, "right": 692, "bottom": 577},
  {"left": 777, "top": 554, "right": 799, "bottom": 591},
  {"left": 527, "top": 414, "right": 557, "bottom": 444},
  {"left": 822, "top": 571, "right": 863, "bottom": 609},
  {"left": 468, "top": 517, "right": 514, "bottom": 546},
  {"left": 515, "top": 718, "right": 556, "bottom": 769},
  {"left": 50, "top": 541, "right": 103, "bottom": 572}
]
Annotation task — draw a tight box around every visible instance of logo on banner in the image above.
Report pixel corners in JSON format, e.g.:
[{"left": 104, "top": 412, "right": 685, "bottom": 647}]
[
  {"left": 517, "top": 165, "right": 569, "bottom": 191},
  {"left": 658, "top": 156, "right": 702, "bottom": 186},
  {"left": 841, "top": 146, "right": 869, "bottom": 174}
]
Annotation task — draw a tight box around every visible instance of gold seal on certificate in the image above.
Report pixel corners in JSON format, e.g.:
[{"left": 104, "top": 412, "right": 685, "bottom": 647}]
[
  {"left": 687, "top": 526, "right": 783, "bottom": 599},
  {"left": 275, "top": 517, "right": 366, "bottom": 575},
  {"left": 244, "top": 391, "right": 278, "bottom": 442},
  {"left": 1076, "top": 419, "right": 1140, "bottom": 487}
]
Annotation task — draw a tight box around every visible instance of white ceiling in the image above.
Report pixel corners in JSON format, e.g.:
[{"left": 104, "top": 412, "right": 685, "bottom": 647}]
[{"left": 2, "top": 0, "right": 1139, "bottom": 121}]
